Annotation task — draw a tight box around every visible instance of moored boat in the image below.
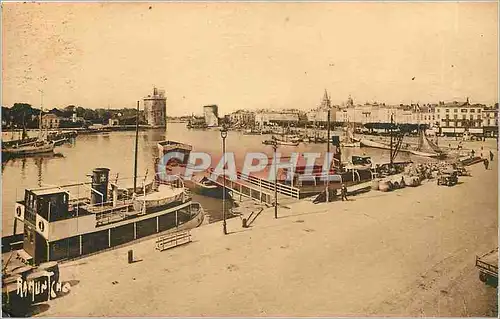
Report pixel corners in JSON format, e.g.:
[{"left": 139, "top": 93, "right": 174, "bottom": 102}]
[
  {"left": 133, "top": 184, "right": 187, "bottom": 213},
  {"left": 1, "top": 167, "right": 204, "bottom": 265},
  {"left": 188, "top": 174, "right": 229, "bottom": 199},
  {"left": 2, "top": 140, "right": 55, "bottom": 157}
]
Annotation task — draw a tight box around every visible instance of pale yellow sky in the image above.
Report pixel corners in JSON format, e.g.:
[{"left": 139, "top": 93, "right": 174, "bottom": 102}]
[{"left": 1, "top": 2, "right": 498, "bottom": 116}]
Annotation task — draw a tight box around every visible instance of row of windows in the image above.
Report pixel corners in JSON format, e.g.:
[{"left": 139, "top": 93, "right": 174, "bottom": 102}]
[
  {"left": 444, "top": 115, "right": 481, "bottom": 120},
  {"left": 441, "top": 108, "right": 482, "bottom": 113},
  {"left": 442, "top": 121, "right": 481, "bottom": 127},
  {"left": 484, "top": 113, "right": 499, "bottom": 118}
]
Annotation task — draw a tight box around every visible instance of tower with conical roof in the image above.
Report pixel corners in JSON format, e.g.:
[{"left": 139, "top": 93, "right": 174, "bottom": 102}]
[{"left": 320, "top": 89, "right": 331, "bottom": 110}]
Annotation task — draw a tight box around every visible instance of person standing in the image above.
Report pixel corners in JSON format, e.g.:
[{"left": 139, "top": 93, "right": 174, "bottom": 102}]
[
  {"left": 484, "top": 158, "right": 489, "bottom": 170},
  {"left": 490, "top": 150, "right": 494, "bottom": 161},
  {"left": 341, "top": 184, "right": 348, "bottom": 201}
]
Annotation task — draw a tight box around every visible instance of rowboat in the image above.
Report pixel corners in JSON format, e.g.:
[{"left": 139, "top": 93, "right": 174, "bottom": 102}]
[
  {"left": 187, "top": 174, "right": 229, "bottom": 199},
  {"left": 133, "top": 185, "right": 186, "bottom": 213},
  {"left": 341, "top": 141, "right": 361, "bottom": 148}
]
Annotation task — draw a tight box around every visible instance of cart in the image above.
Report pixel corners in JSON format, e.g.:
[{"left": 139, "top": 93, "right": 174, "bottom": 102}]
[{"left": 476, "top": 248, "right": 498, "bottom": 287}]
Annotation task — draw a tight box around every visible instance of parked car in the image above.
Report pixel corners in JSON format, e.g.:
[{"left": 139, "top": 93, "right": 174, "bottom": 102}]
[{"left": 437, "top": 170, "right": 458, "bottom": 186}]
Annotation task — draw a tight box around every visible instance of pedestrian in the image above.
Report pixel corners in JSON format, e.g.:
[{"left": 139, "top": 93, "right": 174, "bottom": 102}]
[
  {"left": 490, "top": 150, "right": 494, "bottom": 161},
  {"left": 341, "top": 184, "right": 348, "bottom": 201},
  {"left": 484, "top": 158, "right": 489, "bottom": 170},
  {"left": 400, "top": 176, "right": 406, "bottom": 187},
  {"left": 471, "top": 149, "right": 475, "bottom": 158}
]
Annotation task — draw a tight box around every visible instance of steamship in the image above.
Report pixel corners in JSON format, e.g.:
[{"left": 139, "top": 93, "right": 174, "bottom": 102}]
[{"left": 2, "top": 167, "right": 205, "bottom": 266}]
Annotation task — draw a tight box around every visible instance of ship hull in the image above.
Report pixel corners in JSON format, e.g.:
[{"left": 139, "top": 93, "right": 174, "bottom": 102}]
[
  {"left": 2, "top": 142, "right": 55, "bottom": 157},
  {"left": 359, "top": 138, "right": 412, "bottom": 153},
  {"left": 409, "top": 150, "right": 444, "bottom": 159},
  {"left": 2, "top": 201, "right": 204, "bottom": 265},
  {"left": 191, "top": 183, "right": 229, "bottom": 199}
]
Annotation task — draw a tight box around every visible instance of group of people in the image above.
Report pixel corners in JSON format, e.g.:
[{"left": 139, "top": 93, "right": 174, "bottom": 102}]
[
  {"left": 477, "top": 147, "right": 494, "bottom": 170},
  {"left": 483, "top": 149, "right": 494, "bottom": 170}
]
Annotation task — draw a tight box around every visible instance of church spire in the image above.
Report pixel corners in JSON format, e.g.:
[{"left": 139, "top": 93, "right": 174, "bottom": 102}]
[{"left": 321, "top": 89, "right": 331, "bottom": 109}]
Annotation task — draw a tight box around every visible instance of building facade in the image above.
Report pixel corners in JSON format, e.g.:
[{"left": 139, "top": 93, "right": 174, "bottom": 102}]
[
  {"left": 203, "top": 105, "right": 219, "bottom": 127},
  {"left": 306, "top": 90, "right": 337, "bottom": 124},
  {"left": 482, "top": 104, "right": 499, "bottom": 137},
  {"left": 229, "top": 110, "right": 255, "bottom": 127},
  {"left": 41, "top": 114, "right": 60, "bottom": 129},
  {"left": 254, "top": 111, "right": 300, "bottom": 127},
  {"left": 434, "top": 99, "right": 484, "bottom": 135},
  {"left": 143, "top": 87, "right": 167, "bottom": 128}
]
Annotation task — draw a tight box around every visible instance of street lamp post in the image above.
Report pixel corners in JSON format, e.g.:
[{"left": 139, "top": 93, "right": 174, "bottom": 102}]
[
  {"left": 326, "top": 108, "right": 331, "bottom": 203},
  {"left": 272, "top": 140, "right": 278, "bottom": 219},
  {"left": 220, "top": 126, "right": 228, "bottom": 235}
]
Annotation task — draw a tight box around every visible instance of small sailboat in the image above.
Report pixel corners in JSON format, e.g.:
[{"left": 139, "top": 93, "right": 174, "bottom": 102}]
[
  {"left": 410, "top": 130, "right": 446, "bottom": 159},
  {"left": 2, "top": 140, "right": 55, "bottom": 157},
  {"left": 262, "top": 137, "right": 299, "bottom": 146},
  {"left": 2, "top": 111, "right": 55, "bottom": 158},
  {"left": 262, "top": 132, "right": 300, "bottom": 146}
]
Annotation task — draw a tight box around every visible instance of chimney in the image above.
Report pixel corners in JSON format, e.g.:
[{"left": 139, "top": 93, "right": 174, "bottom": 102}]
[{"left": 466, "top": 97, "right": 469, "bottom": 105}]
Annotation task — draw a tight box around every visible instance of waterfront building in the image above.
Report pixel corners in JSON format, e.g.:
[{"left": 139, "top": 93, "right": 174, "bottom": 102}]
[
  {"left": 336, "top": 101, "right": 438, "bottom": 129},
  {"left": 203, "top": 105, "right": 219, "bottom": 127},
  {"left": 108, "top": 118, "right": 119, "bottom": 126},
  {"left": 255, "top": 111, "right": 300, "bottom": 127},
  {"left": 229, "top": 110, "right": 255, "bottom": 127},
  {"left": 306, "top": 90, "right": 337, "bottom": 125},
  {"left": 434, "top": 98, "right": 484, "bottom": 136},
  {"left": 482, "top": 104, "right": 499, "bottom": 137},
  {"left": 41, "top": 114, "right": 60, "bottom": 129},
  {"left": 143, "top": 87, "right": 167, "bottom": 128}
]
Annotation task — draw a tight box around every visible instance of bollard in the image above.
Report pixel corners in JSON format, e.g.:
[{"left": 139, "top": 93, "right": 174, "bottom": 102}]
[
  {"left": 242, "top": 218, "right": 248, "bottom": 228},
  {"left": 128, "top": 250, "right": 133, "bottom": 264}
]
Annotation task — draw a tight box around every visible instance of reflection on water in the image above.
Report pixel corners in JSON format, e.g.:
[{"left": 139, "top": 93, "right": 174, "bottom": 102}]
[{"left": 2, "top": 123, "right": 420, "bottom": 236}]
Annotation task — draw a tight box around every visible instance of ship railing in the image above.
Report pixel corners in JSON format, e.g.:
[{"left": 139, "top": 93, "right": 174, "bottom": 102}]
[
  {"left": 96, "top": 209, "right": 128, "bottom": 226},
  {"left": 155, "top": 173, "right": 185, "bottom": 189},
  {"left": 85, "top": 197, "right": 132, "bottom": 212}
]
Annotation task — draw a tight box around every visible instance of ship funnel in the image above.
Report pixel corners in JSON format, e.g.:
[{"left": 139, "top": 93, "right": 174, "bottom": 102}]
[{"left": 91, "top": 168, "right": 110, "bottom": 205}]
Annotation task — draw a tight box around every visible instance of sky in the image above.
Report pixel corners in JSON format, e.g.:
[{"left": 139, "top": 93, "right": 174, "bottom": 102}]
[{"left": 1, "top": 2, "right": 498, "bottom": 116}]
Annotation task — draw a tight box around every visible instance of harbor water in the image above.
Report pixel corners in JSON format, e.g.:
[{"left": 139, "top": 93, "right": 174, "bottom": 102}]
[{"left": 2, "top": 123, "right": 424, "bottom": 236}]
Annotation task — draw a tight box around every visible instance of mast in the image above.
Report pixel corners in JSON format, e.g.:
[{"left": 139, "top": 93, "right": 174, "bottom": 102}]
[
  {"left": 22, "top": 111, "right": 27, "bottom": 140},
  {"left": 325, "top": 90, "right": 331, "bottom": 203},
  {"left": 38, "top": 89, "right": 43, "bottom": 139},
  {"left": 353, "top": 105, "right": 356, "bottom": 139},
  {"left": 133, "top": 100, "right": 139, "bottom": 193},
  {"left": 390, "top": 113, "right": 394, "bottom": 167}
]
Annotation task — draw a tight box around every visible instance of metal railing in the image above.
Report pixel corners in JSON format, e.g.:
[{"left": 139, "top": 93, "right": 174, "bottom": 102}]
[{"left": 236, "top": 171, "right": 300, "bottom": 199}]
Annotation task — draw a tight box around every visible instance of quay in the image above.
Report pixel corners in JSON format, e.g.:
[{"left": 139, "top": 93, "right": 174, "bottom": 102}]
[{"left": 38, "top": 155, "right": 497, "bottom": 317}]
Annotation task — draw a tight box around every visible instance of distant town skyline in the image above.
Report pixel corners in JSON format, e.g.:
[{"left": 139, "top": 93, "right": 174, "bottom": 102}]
[{"left": 2, "top": 2, "right": 498, "bottom": 116}]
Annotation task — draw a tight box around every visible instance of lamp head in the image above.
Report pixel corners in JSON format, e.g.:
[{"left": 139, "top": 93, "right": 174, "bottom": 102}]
[{"left": 220, "top": 125, "right": 228, "bottom": 138}]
